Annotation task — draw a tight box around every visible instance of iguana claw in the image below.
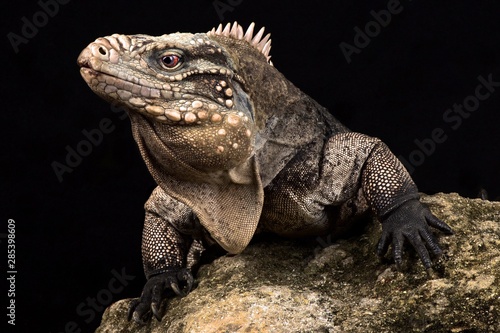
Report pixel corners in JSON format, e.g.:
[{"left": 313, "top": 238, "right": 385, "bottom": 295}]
[
  {"left": 377, "top": 199, "right": 453, "bottom": 270},
  {"left": 151, "top": 301, "right": 161, "bottom": 321},
  {"left": 128, "top": 268, "right": 194, "bottom": 324},
  {"left": 127, "top": 298, "right": 150, "bottom": 324},
  {"left": 170, "top": 281, "right": 185, "bottom": 297}
]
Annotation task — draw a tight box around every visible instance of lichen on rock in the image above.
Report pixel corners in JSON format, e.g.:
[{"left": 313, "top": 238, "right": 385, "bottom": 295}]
[{"left": 95, "top": 193, "right": 500, "bottom": 333}]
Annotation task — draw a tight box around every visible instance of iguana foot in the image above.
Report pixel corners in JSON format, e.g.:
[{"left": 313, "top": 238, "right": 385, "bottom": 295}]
[
  {"left": 128, "top": 268, "right": 193, "bottom": 324},
  {"left": 377, "top": 199, "right": 454, "bottom": 270}
]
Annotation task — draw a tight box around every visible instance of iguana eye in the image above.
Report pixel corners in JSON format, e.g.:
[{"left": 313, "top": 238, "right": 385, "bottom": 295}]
[{"left": 160, "top": 53, "right": 183, "bottom": 69}]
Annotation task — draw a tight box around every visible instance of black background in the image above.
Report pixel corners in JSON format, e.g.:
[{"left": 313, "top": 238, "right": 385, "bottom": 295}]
[{"left": 2, "top": 0, "right": 499, "bottom": 332}]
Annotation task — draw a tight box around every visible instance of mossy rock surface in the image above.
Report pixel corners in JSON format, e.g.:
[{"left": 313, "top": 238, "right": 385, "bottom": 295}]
[{"left": 96, "top": 193, "right": 500, "bottom": 333}]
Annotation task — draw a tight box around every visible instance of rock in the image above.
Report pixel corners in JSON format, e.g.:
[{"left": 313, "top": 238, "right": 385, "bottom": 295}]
[{"left": 95, "top": 193, "right": 500, "bottom": 333}]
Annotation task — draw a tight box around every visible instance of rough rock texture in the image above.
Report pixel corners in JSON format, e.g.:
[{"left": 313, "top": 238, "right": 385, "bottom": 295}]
[{"left": 96, "top": 193, "right": 500, "bottom": 333}]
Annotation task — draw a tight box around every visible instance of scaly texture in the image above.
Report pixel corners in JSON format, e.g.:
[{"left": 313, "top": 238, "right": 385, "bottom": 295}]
[
  {"left": 95, "top": 193, "right": 500, "bottom": 333},
  {"left": 77, "top": 21, "right": 453, "bottom": 324}
]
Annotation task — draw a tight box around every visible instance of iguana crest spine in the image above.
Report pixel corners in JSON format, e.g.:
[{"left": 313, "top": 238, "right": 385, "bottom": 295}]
[{"left": 208, "top": 22, "right": 273, "bottom": 64}]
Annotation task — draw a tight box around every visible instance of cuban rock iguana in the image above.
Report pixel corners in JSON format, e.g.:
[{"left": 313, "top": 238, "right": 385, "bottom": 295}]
[{"left": 77, "top": 22, "right": 453, "bottom": 324}]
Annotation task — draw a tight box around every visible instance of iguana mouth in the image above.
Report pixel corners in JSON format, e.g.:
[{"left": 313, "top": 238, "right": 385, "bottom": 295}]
[
  {"left": 76, "top": 53, "right": 91, "bottom": 69},
  {"left": 79, "top": 66, "right": 166, "bottom": 101},
  {"left": 78, "top": 51, "right": 231, "bottom": 125}
]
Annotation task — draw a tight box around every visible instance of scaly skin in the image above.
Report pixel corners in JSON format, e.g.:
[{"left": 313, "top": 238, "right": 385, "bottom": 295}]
[{"left": 77, "top": 22, "right": 453, "bottom": 324}]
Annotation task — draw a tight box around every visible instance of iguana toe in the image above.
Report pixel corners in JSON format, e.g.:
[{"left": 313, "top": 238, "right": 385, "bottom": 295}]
[{"left": 128, "top": 269, "right": 194, "bottom": 324}]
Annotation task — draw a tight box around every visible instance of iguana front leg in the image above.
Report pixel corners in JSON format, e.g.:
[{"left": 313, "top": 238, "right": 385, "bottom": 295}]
[
  {"left": 263, "top": 132, "right": 453, "bottom": 269},
  {"left": 360, "top": 138, "right": 454, "bottom": 269},
  {"left": 319, "top": 132, "right": 453, "bottom": 269},
  {"left": 128, "top": 187, "right": 205, "bottom": 324}
]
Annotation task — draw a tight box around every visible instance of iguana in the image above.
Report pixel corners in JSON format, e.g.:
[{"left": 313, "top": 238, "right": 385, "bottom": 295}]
[{"left": 77, "top": 22, "right": 453, "bottom": 324}]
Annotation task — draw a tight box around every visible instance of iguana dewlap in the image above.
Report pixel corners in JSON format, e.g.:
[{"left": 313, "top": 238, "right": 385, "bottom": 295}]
[{"left": 77, "top": 22, "right": 453, "bottom": 324}]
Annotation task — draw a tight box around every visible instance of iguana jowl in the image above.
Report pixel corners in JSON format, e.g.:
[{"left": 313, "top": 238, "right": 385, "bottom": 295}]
[{"left": 77, "top": 22, "right": 453, "bottom": 323}]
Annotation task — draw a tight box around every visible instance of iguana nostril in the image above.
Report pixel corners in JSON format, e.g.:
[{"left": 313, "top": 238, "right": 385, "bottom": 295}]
[{"left": 98, "top": 46, "right": 107, "bottom": 56}]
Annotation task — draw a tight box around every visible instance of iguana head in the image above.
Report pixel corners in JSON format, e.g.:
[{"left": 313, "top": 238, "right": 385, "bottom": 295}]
[
  {"left": 77, "top": 23, "right": 275, "bottom": 253},
  {"left": 77, "top": 22, "right": 273, "bottom": 174}
]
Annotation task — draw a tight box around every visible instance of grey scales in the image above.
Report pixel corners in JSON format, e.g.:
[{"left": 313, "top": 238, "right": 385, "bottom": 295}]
[{"left": 77, "top": 22, "right": 453, "bottom": 324}]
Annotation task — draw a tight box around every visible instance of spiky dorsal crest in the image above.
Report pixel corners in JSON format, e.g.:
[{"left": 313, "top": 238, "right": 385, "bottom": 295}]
[{"left": 208, "top": 22, "right": 273, "bottom": 65}]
